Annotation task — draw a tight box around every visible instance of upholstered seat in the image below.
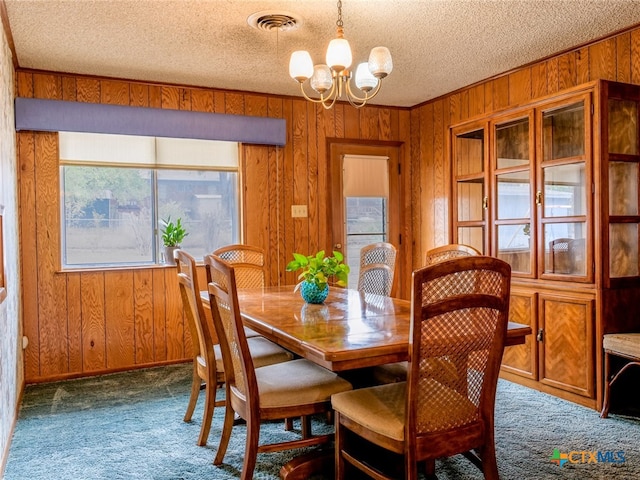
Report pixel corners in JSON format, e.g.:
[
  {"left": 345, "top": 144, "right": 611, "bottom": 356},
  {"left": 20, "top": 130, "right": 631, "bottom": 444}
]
[{"left": 600, "top": 333, "right": 640, "bottom": 418}]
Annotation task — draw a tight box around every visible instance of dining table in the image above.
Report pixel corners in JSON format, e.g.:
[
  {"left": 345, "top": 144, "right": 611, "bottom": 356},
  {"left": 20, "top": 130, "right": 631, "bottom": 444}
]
[{"left": 200, "top": 284, "right": 532, "bottom": 480}]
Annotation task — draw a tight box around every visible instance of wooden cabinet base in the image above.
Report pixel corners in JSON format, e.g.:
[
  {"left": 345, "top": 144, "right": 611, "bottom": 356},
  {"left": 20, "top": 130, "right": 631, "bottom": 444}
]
[{"left": 500, "top": 371, "right": 596, "bottom": 410}]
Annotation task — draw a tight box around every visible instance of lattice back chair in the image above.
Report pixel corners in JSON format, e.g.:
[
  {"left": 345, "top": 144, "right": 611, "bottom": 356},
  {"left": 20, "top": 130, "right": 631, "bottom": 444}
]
[
  {"left": 357, "top": 242, "right": 398, "bottom": 296},
  {"left": 372, "top": 243, "right": 481, "bottom": 385},
  {"left": 212, "top": 244, "right": 266, "bottom": 288},
  {"left": 176, "top": 250, "right": 292, "bottom": 447},
  {"left": 332, "top": 256, "right": 511, "bottom": 480},
  {"left": 549, "top": 238, "right": 575, "bottom": 273},
  {"left": 175, "top": 249, "right": 225, "bottom": 446},
  {"left": 425, "top": 243, "right": 481, "bottom": 265},
  {"left": 205, "top": 254, "right": 352, "bottom": 480}
]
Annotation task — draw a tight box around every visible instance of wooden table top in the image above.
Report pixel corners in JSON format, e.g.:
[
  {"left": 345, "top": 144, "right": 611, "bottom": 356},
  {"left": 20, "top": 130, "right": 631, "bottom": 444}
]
[{"left": 203, "top": 285, "right": 531, "bottom": 372}]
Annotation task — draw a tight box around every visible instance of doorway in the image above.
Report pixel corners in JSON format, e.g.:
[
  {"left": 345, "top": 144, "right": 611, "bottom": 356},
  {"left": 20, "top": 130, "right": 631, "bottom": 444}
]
[{"left": 329, "top": 142, "right": 401, "bottom": 290}]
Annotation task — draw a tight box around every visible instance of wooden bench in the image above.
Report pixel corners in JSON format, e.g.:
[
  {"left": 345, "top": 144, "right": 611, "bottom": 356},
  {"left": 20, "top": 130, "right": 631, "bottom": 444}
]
[{"left": 601, "top": 333, "right": 640, "bottom": 418}]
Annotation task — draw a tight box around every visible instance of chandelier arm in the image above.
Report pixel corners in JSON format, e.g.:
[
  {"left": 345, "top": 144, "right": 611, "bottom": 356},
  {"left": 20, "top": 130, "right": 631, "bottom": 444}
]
[
  {"left": 344, "top": 78, "right": 383, "bottom": 105},
  {"left": 298, "top": 81, "right": 338, "bottom": 109}
]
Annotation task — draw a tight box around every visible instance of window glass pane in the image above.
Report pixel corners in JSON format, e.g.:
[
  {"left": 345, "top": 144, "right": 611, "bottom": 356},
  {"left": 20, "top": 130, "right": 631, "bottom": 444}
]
[
  {"left": 610, "top": 162, "right": 639, "bottom": 215},
  {"left": 345, "top": 197, "right": 387, "bottom": 288},
  {"left": 543, "top": 102, "right": 584, "bottom": 160},
  {"left": 544, "top": 223, "right": 587, "bottom": 275},
  {"left": 455, "top": 129, "right": 484, "bottom": 176},
  {"left": 496, "top": 118, "right": 529, "bottom": 169},
  {"left": 62, "top": 166, "right": 153, "bottom": 266},
  {"left": 457, "top": 226, "right": 484, "bottom": 254},
  {"left": 157, "top": 170, "right": 239, "bottom": 260},
  {"left": 609, "top": 99, "right": 638, "bottom": 155},
  {"left": 497, "top": 171, "right": 530, "bottom": 219},
  {"left": 610, "top": 223, "right": 639, "bottom": 277},
  {"left": 457, "top": 179, "right": 484, "bottom": 222},
  {"left": 543, "top": 163, "right": 586, "bottom": 217},
  {"left": 497, "top": 224, "right": 531, "bottom": 274}
]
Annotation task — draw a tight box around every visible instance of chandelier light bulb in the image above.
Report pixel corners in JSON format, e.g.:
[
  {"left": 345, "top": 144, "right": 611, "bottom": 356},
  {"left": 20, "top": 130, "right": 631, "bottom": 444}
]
[
  {"left": 310, "top": 64, "right": 333, "bottom": 94},
  {"left": 368, "top": 46, "right": 393, "bottom": 78},
  {"left": 355, "top": 62, "right": 378, "bottom": 92},
  {"left": 326, "top": 37, "right": 352, "bottom": 72},
  {"left": 289, "top": 50, "right": 314, "bottom": 82}
]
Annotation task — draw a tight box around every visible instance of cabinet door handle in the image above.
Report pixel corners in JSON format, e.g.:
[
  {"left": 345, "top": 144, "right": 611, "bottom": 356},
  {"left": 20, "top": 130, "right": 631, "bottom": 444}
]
[
  {"left": 536, "top": 328, "right": 544, "bottom": 342},
  {"left": 535, "top": 191, "right": 543, "bottom": 206},
  {"left": 482, "top": 196, "right": 488, "bottom": 209}
]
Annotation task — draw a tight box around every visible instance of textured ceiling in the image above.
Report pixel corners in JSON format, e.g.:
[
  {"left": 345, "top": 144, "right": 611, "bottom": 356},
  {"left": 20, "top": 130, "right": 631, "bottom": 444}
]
[{"left": 5, "top": 0, "right": 640, "bottom": 108}]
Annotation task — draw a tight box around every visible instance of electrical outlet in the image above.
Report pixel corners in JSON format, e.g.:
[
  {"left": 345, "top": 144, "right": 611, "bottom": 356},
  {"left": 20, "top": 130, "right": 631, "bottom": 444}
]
[{"left": 291, "top": 205, "right": 308, "bottom": 218}]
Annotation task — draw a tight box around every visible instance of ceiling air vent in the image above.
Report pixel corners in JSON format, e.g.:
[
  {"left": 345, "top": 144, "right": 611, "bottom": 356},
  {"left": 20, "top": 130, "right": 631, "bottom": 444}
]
[{"left": 247, "top": 11, "right": 302, "bottom": 32}]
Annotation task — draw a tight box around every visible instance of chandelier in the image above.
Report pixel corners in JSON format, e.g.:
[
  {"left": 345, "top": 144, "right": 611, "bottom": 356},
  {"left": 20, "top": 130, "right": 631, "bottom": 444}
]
[{"left": 288, "top": 0, "right": 393, "bottom": 109}]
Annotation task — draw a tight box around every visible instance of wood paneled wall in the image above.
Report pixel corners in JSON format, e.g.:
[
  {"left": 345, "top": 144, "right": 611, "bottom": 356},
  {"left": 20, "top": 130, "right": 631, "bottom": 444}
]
[
  {"left": 17, "top": 25, "right": 640, "bottom": 383},
  {"left": 16, "top": 72, "right": 412, "bottom": 382}
]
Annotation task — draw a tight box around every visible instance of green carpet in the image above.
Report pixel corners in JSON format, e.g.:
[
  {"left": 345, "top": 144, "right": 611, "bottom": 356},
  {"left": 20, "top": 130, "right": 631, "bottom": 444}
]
[{"left": 3, "top": 363, "right": 639, "bottom": 479}]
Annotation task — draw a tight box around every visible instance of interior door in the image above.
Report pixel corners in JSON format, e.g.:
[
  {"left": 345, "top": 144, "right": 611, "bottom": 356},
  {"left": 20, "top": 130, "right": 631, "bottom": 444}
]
[{"left": 329, "top": 143, "right": 401, "bottom": 291}]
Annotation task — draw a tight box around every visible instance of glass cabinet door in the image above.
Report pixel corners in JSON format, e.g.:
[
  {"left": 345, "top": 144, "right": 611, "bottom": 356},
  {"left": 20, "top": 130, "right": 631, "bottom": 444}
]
[
  {"left": 607, "top": 90, "right": 640, "bottom": 282},
  {"left": 493, "top": 114, "right": 534, "bottom": 275},
  {"left": 538, "top": 96, "right": 591, "bottom": 280},
  {"left": 453, "top": 124, "right": 488, "bottom": 254}
]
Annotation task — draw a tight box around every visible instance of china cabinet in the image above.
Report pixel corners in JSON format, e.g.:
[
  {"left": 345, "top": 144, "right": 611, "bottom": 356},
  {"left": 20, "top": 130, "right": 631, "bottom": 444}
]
[{"left": 450, "top": 80, "right": 640, "bottom": 409}]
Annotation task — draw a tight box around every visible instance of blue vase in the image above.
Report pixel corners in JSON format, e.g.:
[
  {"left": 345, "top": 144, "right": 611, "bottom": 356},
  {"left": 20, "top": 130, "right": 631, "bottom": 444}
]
[{"left": 300, "top": 281, "right": 329, "bottom": 304}]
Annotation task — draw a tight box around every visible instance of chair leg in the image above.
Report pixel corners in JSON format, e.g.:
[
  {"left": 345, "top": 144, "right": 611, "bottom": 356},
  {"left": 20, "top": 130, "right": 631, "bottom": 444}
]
[
  {"left": 601, "top": 351, "right": 611, "bottom": 418},
  {"left": 479, "top": 441, "right": 499, "bottom": 480},
  {"left": 334, "top": 412, "right": 345, "bottom": 480},
  {"left": 183, "top": 362, "right": 201, "bottom": 422},
  {"left": 424, "top": 459, "right": 436, "bottom": 477},
  {"left": 406, "top": 448, "right": 418, "bottom": 480},
  {"left": 240, "top": 417, "right": 260, "bottom": 480},
  {"left": 197, "top": 382, "right": 215, "bottom": 446},
  {"left": 301, "top": 415, "right": 312, "bottom": 438},
  {"left": 213, "top": 395, "right": 235, "bottom": 465},
  {"left": 284, "top": 417, "right": 294, "bottom": 431}
]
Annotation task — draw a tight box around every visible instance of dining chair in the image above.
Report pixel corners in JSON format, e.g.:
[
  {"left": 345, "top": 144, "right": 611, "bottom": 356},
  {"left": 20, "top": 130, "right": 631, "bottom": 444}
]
[
  {"left": 425, "top": 243, "right": 481, "bottom": 265},
  {"left": 175, "top": 249, "right": 293, "bottom": 446},
  {"left": 204, "top": 254, "right": 353, "bottom": 480},
  {"left": 332, "top": 256, "right": 512, "bottom": 480},
  {"left": 372, "top": 243, "right": 481, "bottom": 385},
  {"left": 212, "top": 244, "right": 273, "bottom": 339},
  {"left": 212, "top": 244, "right": 267, "bottom": 289},
  {"left": 357, "top": 242, "right": 398, "bottom": 296}
]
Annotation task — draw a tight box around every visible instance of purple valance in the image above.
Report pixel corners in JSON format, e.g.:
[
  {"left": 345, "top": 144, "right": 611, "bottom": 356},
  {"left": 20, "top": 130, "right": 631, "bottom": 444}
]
[{"left": 14, "top": 97, "right": 286, "bottom": 146}]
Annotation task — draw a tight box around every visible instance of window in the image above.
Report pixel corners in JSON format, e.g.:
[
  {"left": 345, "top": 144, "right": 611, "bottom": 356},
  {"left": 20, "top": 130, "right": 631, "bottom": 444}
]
[{"left": 60, "top": 132, "right": 240, "bottom": 268}]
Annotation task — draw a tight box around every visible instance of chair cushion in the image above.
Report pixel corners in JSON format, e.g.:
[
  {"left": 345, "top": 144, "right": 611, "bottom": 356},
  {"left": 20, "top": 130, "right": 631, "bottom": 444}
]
[
  {"left": 255, "top": 359, "right": 352, "bottom": 408},
  {"left": 213, "top": 337, "right": 292, "bottom": 373},
  {"left": 247, "top": 336, "right": 294, "bottom": 367},
  {"left": 604, "top": 333, "right": 640, "bottom": 359},
  {"left": 372, "top": 358, "right": 460, "bottom": 385},
  {"left": 332, "top": 378, "right": 478, "bottom": 442},
  {"left": 332, "top": 382, "right": 406, "bottom": 441}
]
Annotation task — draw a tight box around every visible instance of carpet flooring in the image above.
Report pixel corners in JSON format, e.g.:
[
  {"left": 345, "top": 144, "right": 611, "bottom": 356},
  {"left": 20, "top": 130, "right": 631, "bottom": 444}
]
[{"left": 3, "top": 363, "right": 640, "bottom": 479}]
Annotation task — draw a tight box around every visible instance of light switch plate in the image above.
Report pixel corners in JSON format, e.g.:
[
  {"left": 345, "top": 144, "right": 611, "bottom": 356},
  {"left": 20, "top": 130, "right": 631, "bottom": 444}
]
[{"left": 291, "top": 205, "right": 308, "bottom": 218}]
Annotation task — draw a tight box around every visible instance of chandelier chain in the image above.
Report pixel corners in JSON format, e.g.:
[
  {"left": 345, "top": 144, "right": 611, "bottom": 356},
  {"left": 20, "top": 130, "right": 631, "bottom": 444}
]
[{"left": 336, "top": 0, "right": 344, "bottom": 28}]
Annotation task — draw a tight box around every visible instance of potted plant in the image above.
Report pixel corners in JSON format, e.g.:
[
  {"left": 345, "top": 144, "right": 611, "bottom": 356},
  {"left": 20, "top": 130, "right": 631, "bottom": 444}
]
[
  {"left": 160, "top": 216, "right": 188, "bottom": 265},
  {"left": 286, "top": 250, "right": 350, "bottom": 304}
]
